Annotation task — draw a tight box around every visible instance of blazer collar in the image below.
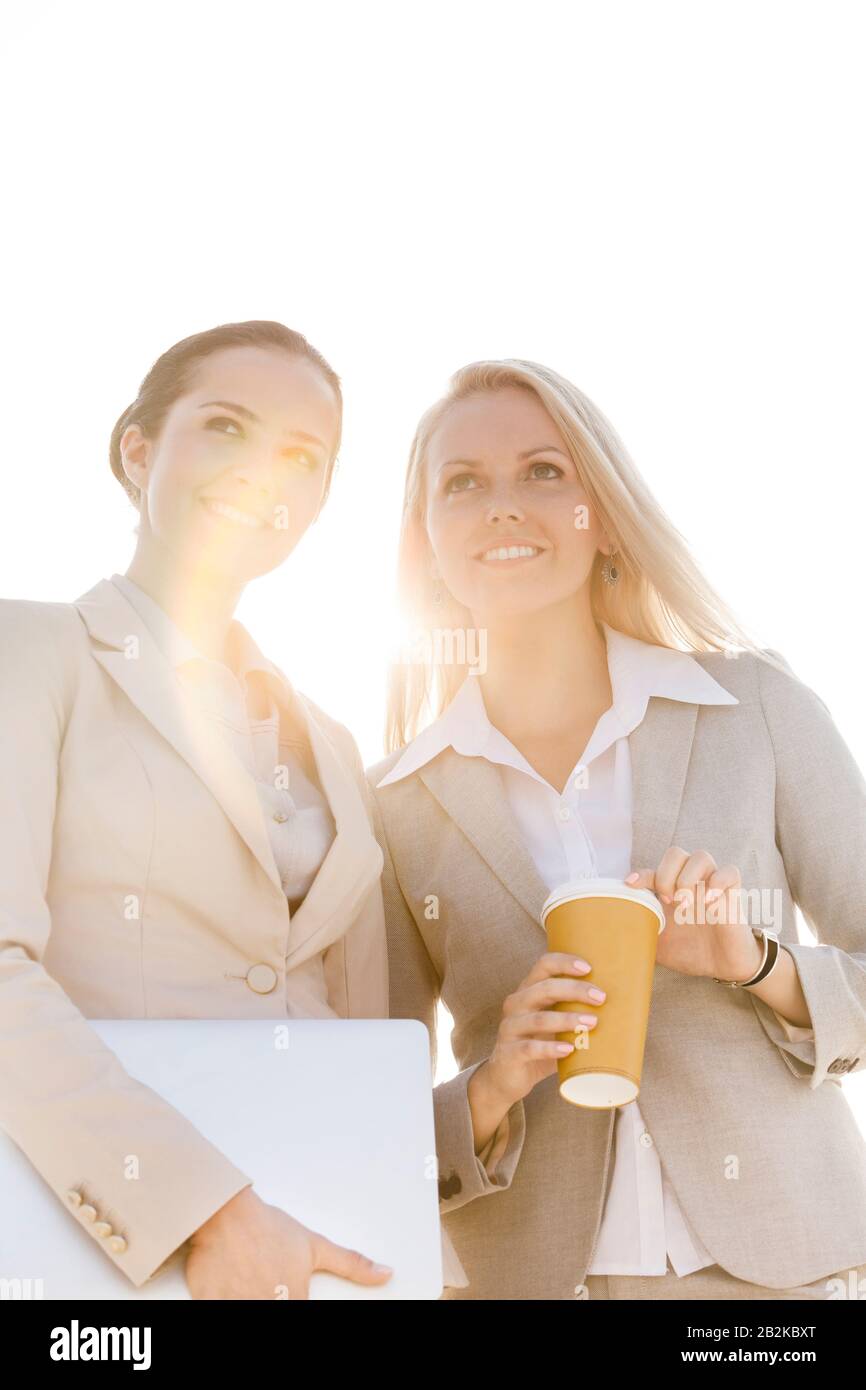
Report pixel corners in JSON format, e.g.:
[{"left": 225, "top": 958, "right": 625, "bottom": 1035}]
[
  {"left": 109, "top": 573, "right": 290, "bottom": 709},
  {"left": 375, "top": 623, "right": 739, "bottom": 928},
  {"left": 377, "top": 622, "right": 738, "bottom": 790},
  {"left": 73, "top": 578, "right": 381, "bottom": 963}
]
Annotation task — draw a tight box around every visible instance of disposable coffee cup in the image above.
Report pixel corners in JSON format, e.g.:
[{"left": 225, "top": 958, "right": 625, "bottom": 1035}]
[{"left": 540, "top": 876, "right": 666, "bottom": 1108}]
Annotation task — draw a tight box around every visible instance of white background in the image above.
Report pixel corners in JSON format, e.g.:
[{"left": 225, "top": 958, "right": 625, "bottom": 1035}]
[{"left": 2, "top": 3, "right": 864, "bottom": 1123}]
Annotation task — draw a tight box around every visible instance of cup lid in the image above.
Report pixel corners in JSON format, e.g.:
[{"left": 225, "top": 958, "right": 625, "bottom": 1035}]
[{"left": 540, "top": 876, "right": 666, "bottom": 933}]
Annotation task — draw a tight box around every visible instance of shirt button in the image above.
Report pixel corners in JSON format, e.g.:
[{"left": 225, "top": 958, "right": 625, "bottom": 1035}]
[
  {"left": 558, "top": 806, "right": 571, "bottom": 822},
  {"left": 273, "top": 810, "right": 289, "bottom": 824},
  {"left": 639, "top": 1131, "right": 654, "bottom": 1148},
  {"left": 245, "top": 963, "right": 278, "bottom": 994}
]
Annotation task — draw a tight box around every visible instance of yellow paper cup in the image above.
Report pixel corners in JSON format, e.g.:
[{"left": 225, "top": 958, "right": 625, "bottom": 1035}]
[{"left": 540, "top": 876, "right": 666, "bottom": 1108}]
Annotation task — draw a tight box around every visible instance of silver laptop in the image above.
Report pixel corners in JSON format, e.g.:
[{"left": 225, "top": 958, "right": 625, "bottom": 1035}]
[{"left": 0, "top": 1019, "right": 443, "bottom": 1300}]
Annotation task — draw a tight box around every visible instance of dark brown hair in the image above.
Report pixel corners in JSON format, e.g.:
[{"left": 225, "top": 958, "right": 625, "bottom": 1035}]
[{"left": 109, "top": 320, "right": 343, "bottom": 509}]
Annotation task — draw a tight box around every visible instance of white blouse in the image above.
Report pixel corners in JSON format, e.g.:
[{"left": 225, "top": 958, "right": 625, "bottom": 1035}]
[
  {"left": 377, "top": 622, "right": 814, "bottom": 1276},
  {"left": 110, "top": 575, "right": 336, "bottom": 915}
]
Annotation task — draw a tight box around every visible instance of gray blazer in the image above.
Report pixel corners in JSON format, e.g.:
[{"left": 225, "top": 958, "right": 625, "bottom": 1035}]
[{"left": 367, "top": 648, "right": 866, "bottom": 1300}]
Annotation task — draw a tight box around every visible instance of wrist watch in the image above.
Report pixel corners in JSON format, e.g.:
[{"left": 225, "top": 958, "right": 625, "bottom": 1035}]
[{"left": 713, "top": 927, "right": 781, "bottom": 988}]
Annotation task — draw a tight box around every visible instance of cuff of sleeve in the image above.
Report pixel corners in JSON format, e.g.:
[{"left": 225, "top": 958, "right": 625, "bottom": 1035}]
[
  {"left": 749, "top": 991, "right": 819, "bottom": 1081},
  {"left": 748, "top": 940, "right": 866, "bottom": 1089},
  {"left": 770, "top": 1007, "right": 816, "bottom": 1042},
  {"left": 748, "top": 939, "right": 826, "bottom": 1083},
  {"left": 433, "top": 1061, "right": 526, "bottom": 1215},
  {"left": 477, "top": 1112, "right": 511, "bottom": 1179},
  {"left": 128, "top": 1170, "right": 254, "bottom": 1288}
]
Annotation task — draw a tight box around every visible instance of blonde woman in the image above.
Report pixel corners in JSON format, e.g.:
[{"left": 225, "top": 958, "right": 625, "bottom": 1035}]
[
  {"left": 0, "top": 320, "right": 395, "bottom": 1299},
  {"left": 367, "top": 359, "right": 866, "bottom": 1301}
]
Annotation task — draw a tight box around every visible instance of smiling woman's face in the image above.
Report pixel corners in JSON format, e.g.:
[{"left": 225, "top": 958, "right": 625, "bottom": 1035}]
[
  {"left": 423, "top": 385, "right": 609, "bottom": 623},
  {"left": 121, "top": 344, "right": 340, "bottom": 582}
]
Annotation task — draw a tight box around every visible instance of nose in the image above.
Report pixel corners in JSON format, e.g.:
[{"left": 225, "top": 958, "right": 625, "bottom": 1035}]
[
  {"left": 229, "top": 453, "right": 282, "bottom": 502},
  {"left": 485, "top": 485, "right": 526, "bottom": 525}
]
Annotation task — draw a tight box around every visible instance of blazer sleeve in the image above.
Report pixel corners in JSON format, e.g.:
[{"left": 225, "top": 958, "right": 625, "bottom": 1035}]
[
  {"left": 365, "top": 775, "right": 528, "bottom": 1216},
  {"left": 0, "top": 600, "right": 253, "bottom": 1288},
  {"left": 747, "top": 648, "right": 866, "bottom": 1088}
]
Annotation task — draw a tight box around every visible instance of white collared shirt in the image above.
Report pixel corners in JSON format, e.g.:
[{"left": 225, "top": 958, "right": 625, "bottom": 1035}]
[
  {"left": 377, "top": 622, "right": 814, "bottom": 1276},
  {"left": 110, "top": 574, "right": 335, "bottom": 914}
]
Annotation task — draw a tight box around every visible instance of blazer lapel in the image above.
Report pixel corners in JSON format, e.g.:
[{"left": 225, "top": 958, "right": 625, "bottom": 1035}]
[
  {"left": 278, "top": 693, "right": 385, "bottom": 969},
  {"left": 417, "top": 695, "right": 700, "bottom": 933},
  {"left": 627, "top": 697, "right": 700, "bottom": 876},
  {"left": 74, "top": 578, "right": 284, "bottom": 894},
  {"left": 419, "top": 753, "right": 550, "bottom": 930}
]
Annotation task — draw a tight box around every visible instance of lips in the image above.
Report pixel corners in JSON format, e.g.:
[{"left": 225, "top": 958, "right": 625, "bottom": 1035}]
[
  {"left": 475, "top": 540, "right": 548, "bottom": 564},
  {"left": 200, "top": 497, "right": 269, "bottom": 529}
]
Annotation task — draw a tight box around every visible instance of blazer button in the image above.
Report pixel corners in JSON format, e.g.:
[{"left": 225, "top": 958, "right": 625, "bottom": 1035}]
[
  {"left": 108, "top": 1235, "right": 128, "bottom": 1254},
  {"left": 246, "top": 963, "right": 278, "bottom": 994},
  {"left": 438, "top": 1171, "right": 462, "bottom": 1200},
  {"left": 79, "top": 1204, "right": 98, "bottom": 1222},
  {"left": 66, "top": 1190, "right": 83, "bottom": 1207},
  {"left": 94, "top": 1222, "right": 113, "bottom": 1238}
]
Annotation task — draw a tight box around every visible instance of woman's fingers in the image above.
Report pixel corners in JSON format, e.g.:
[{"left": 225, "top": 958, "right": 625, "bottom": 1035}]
[
  {"left": 624, "top": 868, "right": 653, "bottom": 890},
  {"left": 501, "top": 1037, "right": 582, "bottom": 1062},
  {"left": 311, "top": 1231, "right": 394, "bottom": 1284},
  {"left": 503, "top": 970, "right": 604, "bottom": 1018},
  {"left": 500, "top": 1008, "right": 599, "bottom": 1038},
  {"left": 628, "top": 852, "right": 741, "bottom": 919},
  {"left": 703, "top": 864, "right": 741, "bottom": 898},
  {"left": 656, "top": 846, "right": 705, "bottom": 901},
  {"left": 516, "top": 950, "right": 592, "bottom": 990}
]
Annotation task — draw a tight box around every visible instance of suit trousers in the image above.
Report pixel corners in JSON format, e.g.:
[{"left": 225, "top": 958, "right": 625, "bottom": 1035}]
[{"left": 582, "top": 1257, "right": 866, "bottom": 1300}]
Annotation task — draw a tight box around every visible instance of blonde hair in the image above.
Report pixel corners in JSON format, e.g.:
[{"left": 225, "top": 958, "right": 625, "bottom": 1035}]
[{"left": 385, "top": 357, "right": 787, "bottom": 753}]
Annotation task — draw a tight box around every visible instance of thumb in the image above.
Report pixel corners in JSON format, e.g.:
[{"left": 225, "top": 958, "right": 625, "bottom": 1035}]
[
  {"left": 624, "top": 869, "right": 655, "bottom": 892},
  {"left": 311, "top": 1233, "right": 393, "bottom": 1285}
]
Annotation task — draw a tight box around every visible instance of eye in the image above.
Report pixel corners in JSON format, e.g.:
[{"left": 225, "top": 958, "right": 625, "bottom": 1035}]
[
  {"left": 528, "top": 461, "right": 564, "bottom": 479},
  {"left": 205, "top": 415, "right": 244, "bottom": 437},
  {"left": 287, "top": 450, "right": 320, "bottom": 471},
  {"left": 445, "top": 473, "right": 480, "bottom": 494}
]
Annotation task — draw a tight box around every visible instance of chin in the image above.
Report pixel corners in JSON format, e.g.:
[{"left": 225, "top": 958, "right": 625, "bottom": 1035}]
[
  {"left": 469, "top": 593, "right": 556, "bottom": 623},
  {"left": 475, "top": 583, "right": 586, "bottom": 623}
]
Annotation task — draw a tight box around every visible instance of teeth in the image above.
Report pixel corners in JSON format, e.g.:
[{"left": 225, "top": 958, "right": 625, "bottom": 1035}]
[
  {"left": 203, "top": 498, "right": 265, "bottom": 528},
  {"left": 482, "top": 545, "right": 541, "bottom": 561}
]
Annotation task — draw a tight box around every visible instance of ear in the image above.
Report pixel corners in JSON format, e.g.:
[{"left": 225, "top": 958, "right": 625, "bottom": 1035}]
[{"left": 119, "top": 422, "right": 151, "bottom": 497}]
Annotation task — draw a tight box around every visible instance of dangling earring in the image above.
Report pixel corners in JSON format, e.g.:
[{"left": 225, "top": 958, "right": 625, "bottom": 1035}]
[{"left": 601, "top": 549, "right": 621, "bottom": 586}]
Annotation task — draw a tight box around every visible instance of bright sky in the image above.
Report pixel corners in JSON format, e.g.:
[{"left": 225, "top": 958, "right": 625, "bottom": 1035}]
[{"left": 2, "top": 2, "right": 864, "bottom": 1121}]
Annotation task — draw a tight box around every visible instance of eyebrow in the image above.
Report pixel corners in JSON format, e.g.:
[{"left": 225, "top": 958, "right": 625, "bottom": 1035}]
[
  {"left": 436, "top": 445, "right": 571, "bottom": 476},
  {"left": 196, "top": 401, "right": 327, "bottom": 451}
]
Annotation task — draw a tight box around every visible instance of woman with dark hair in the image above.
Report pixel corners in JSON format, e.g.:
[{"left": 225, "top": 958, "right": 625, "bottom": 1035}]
[{"left": 0, "top": 320, "right": 394, "bottom": 1299}]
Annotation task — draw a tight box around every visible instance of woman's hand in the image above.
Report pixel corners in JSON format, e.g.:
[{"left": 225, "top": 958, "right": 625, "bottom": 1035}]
[
  {"left": 185, "top": 1186, "right": 393, "bottom": 1300},
  {"left": 626, "top": 847, "right": 762, "bottom": 981},
  {"left": 479, "top": 951, "right": 606, "bottom": 1108}
]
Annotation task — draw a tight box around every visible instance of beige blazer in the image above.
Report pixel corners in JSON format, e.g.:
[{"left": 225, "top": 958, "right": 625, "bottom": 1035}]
[
  {"left": 0, "top": 579, "right": 388, "bottom": 1287},
  {"left": 368, "top": 648, "right": 866, "bottom": 1300}
]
